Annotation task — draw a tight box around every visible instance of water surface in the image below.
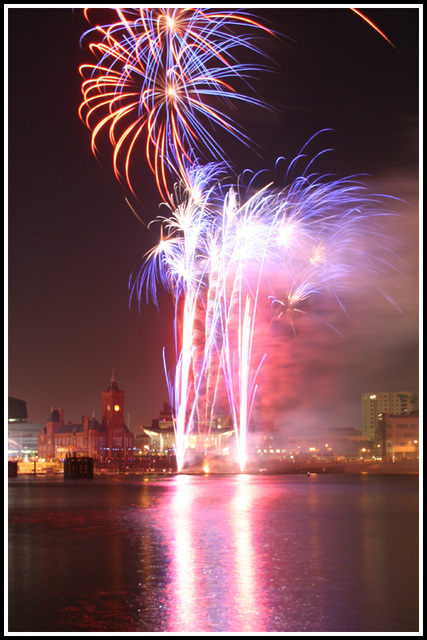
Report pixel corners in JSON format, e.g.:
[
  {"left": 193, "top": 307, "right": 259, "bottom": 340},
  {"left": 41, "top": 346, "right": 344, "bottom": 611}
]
[{"left": 8, "top": 473, "right": 419, "bottom": 633}]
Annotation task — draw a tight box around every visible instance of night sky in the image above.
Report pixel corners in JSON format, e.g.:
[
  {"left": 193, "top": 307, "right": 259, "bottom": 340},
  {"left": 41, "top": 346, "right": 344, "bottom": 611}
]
[{"left": 7, "top": 7, "right": 420, "bottom": 436}]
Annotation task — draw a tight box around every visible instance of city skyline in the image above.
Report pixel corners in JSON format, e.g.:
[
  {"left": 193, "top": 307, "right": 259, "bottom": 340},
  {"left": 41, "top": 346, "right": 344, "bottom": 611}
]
[{"left": 7, "top": 7, "right": 420, "bottom": 435}]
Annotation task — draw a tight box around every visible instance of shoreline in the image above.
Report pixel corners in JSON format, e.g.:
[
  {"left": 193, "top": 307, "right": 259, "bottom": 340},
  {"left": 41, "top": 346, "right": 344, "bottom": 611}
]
[{"left": 9, "top": 460, "right": 419, "bottom": 478}]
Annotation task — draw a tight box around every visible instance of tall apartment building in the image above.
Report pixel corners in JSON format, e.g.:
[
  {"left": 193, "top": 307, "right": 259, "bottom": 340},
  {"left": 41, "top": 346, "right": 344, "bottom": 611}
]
[{"left": 361, "top": 391, "right": 415, "bottom": 442}]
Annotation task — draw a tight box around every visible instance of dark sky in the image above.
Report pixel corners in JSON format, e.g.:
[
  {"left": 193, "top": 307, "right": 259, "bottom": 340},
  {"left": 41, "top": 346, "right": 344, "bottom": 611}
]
[{"left": 7, "top": 7, "right": 420, "bottom": 436}]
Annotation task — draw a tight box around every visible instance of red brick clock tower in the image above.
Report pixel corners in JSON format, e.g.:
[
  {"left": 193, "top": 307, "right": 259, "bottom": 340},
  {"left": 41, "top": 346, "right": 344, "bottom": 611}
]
[{"left": 102, "top": 371, "right": 126, "bottom": 458}]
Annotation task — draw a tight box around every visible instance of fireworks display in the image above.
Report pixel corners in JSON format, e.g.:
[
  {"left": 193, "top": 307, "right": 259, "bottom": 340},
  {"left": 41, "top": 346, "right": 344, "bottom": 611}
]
[
  {"left": 79, "top": 7, "right": 274, "bottom": 203},
  {"left": 79, "top": 8, "right": 400, "bottom": 472},
  {"left": 128, "top": 158, "right": 395, "bottom": 471}
]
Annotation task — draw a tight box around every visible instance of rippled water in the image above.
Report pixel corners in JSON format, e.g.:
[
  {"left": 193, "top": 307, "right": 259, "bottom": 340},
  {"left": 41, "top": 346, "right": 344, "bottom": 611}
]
[{"left": 8, "top": 473, "right": 419, "bottom": 633}]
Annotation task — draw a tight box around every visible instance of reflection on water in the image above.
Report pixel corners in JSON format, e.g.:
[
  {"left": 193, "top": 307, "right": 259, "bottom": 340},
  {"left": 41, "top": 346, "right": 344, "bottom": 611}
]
[
  {"left": 8, "top": 473, "right": 419, "bottom": 632},
  {"left": 157, "top": 474, "right": 270, "bottom": 632}
]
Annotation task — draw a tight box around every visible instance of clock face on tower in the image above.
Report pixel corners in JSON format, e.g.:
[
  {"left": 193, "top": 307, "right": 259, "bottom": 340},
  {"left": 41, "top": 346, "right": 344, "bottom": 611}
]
[
  {"left": 107, "top": 405, "right": 111, "bottom": 411},
  {"left": 114, "top": 404, "right": 120, "bottom": 412}
]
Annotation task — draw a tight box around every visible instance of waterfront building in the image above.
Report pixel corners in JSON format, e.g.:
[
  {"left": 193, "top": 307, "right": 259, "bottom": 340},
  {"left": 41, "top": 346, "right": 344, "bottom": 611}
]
[
  {"left": 101, "top": 373, "right": 133, "bottom": 460},
  {"left": 141, "top": 403, "right": 235, "bottom": 456},
  {"left": 37, "top": 373, "right": 134, "bottom": 460},
  {"left": 361, "top": 391, "right": 415, "bottom": 442},
  {"left": 254, "top": 426, "right": 365, "bottom": 459},
  {"left": 378, "top": 411, "right": 419, "bottom": 461},
  {"left": 9, "top": 397, "right": 28, "bottom": 421},
  {"left": 8, "top": 398, "right": 42, "bottom": 458},
  {"left": 142, "top": 403, "right": 175, "bottom": 454}
]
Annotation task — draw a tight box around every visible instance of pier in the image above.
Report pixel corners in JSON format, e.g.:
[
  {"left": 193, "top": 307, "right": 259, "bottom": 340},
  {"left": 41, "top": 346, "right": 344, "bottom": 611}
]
[{"left": 64, "top": 454, "right": 94, "bottom": 478}]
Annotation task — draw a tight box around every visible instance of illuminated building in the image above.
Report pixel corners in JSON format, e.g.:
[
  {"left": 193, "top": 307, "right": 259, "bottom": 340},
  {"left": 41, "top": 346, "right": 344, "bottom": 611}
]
[
  {"left": 101, "top": 373, "right": 132, "bottom": 460},
  {"left": 361, "top": 392, "right": 415, "bottom": 443},
  {"left": 378, "top": 411, "right": 419, "bottom": 461},
  {"left": 141, "top": 403, "right": 235, "bottom": 457},
  {"left": 142, "top": 403, "right": 175, "bottom": 454},
  {"left": 8, "top": 397, "right": 42, "bottom": 458},
  {"left": 37, "top": 373, "right": 134, "bottom": 460},
  {"left": 254, "top": 427, "right": 365, "bottom": 459}
]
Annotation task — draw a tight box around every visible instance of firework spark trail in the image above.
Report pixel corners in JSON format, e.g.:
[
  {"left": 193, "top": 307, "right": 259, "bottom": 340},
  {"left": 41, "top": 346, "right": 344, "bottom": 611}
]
[
  {"left": 237, "top": 296, "right": 254, "bottom": 472},
  {"left": 215, "top": 187, "right": 273, "bottom": 470},
  {"left": 350, "top": 8, "right": 400, "bottom": 53},
  {"left": 79, "top": 7, "right": 275, "bottom": 202},
  {"left": 173, "top": 289, "right": 198, "bottom": 473}
]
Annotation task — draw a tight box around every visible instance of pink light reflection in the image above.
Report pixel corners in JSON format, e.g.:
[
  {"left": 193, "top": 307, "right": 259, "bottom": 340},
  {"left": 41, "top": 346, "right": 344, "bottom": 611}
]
[
  {"left": 228, "top": 475, "right": 268, "bottom": 631},
  {"left": 157, "top": 475, "right": 270, "bottom": 632},
  {"left": 161, "top": 474, "right": 208, "bottom": 631}
]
